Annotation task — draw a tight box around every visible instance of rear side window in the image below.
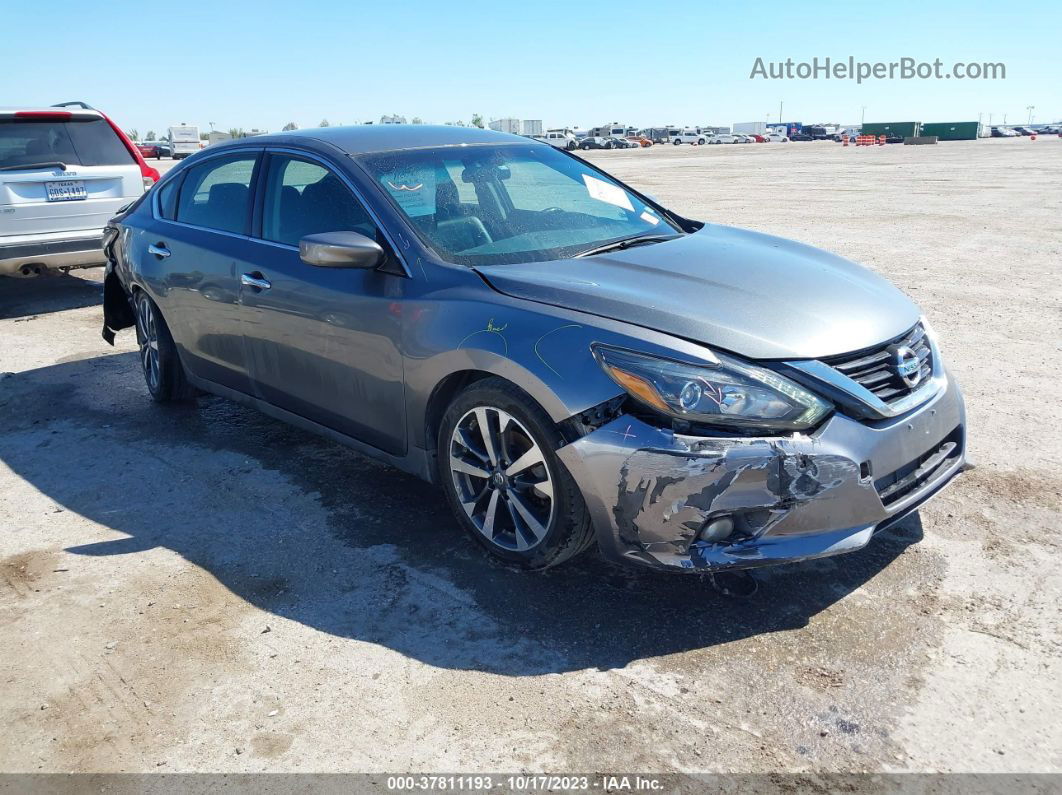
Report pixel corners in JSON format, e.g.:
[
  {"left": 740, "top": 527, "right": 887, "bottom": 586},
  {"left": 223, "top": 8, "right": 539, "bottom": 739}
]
[
  {"left": 176, "top": 154, "right": 257, "bottom": 234},
  {"left": 156, "top": 176, "right": 181, "bottom": 220},
  {"left": 0, "top": 118, "right": 135, "bottom": 169}
]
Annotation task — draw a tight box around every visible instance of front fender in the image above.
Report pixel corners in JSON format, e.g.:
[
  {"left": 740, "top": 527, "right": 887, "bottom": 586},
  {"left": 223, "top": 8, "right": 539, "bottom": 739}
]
[
  {"left": 402, "top": 279, "right": 729, "bottom": 456},
  {"left": 404, "top": 304, "right": 624, "bottom": 441}
]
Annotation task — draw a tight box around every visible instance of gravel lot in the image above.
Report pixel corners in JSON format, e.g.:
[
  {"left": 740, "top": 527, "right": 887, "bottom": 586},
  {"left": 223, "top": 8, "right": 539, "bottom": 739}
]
[{"left": 1, "top": 138, "right": 1059, "bottom": 775}]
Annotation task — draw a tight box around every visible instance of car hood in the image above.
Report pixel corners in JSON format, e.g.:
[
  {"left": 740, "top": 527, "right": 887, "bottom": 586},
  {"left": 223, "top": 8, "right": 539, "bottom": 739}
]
[{"left": 474, "top": 224, "right": 920, "bottom": 360}]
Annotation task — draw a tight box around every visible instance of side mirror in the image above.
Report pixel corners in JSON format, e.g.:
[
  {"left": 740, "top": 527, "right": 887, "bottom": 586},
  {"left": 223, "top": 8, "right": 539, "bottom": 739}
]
[{"left": 299, "top": 231, "right": 384, "bottom": 269}]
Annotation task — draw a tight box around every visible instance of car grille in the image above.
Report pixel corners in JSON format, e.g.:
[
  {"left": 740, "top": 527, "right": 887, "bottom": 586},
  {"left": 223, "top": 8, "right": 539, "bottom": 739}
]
[
  {"left": 874, "top": 426, "right": 963, "bottom": 508},
  {"left": 822, "top": 322, "right": 933, "bottom": 405}
]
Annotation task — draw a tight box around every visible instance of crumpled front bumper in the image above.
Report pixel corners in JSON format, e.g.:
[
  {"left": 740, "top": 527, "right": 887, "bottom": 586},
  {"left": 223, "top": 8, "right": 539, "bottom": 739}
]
[{"left": 556, "top": 374, "right": 966, "bottom": 572}]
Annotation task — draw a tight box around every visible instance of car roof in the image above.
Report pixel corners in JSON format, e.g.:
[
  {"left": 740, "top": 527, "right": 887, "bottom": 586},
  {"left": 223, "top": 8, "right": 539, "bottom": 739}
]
[{"left": 214, "top": 124, "right": 535, "bottom": 155}]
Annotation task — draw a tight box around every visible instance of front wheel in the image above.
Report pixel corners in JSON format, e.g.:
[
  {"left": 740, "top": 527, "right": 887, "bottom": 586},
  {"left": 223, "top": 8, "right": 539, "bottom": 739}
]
[
  {"left": 438, "top": 379, "right": 595, "bottom": 570},
  {"left": 134, "top": 292, "right": 195, "bottom": 403}
]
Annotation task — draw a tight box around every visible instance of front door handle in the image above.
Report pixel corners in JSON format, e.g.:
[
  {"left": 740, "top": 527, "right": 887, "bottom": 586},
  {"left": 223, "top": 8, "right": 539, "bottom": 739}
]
[
  {"left": 241, "top": 272, "right": 272, "bottom": 291},
  {"left": 148, "top": 242, "right": 170, "bottom": 259}
]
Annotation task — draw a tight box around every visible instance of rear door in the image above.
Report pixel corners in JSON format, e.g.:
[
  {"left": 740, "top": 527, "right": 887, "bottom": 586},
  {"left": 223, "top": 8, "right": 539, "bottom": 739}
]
[
  {"left": 0, "top": 111, "right": 143, "bottom": 237},
  {"left": 137, "top": 150, "right": 261, "bottom": 393}
]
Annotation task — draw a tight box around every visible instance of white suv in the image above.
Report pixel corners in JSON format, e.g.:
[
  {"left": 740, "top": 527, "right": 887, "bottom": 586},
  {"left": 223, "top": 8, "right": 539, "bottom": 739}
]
[{"left": 0, "top": 104, "right": 158, "bottom": 277}]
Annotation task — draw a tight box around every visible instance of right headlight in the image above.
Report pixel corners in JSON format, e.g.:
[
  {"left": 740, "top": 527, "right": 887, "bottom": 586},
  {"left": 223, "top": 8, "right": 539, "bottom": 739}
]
[{"left": 593, "top": 345, "right": 832, "bottom": 432}]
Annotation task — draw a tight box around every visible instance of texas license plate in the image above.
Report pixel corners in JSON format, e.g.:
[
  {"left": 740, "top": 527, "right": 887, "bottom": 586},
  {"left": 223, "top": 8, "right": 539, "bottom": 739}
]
[{"left": 45, "top": 180, "right": 87, "bottom": 202}]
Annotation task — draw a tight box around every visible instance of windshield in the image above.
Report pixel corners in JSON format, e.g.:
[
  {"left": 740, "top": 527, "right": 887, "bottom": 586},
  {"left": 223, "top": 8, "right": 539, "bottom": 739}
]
[{"left": 359, "top": 144, "right": 681, "bottom": 266}]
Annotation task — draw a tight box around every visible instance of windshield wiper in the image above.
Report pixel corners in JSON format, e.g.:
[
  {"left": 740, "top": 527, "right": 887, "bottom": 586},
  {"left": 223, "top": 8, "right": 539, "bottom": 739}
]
[
  {"left": 0, "top": 161, "right": 68, "bottom": 172},
  {"left": 573, "top": 233, "right": 682, "bottom": 259}
]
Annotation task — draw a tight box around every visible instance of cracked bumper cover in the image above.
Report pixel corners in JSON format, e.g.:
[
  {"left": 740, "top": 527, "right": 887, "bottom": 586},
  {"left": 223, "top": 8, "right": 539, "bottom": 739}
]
[{"left": 556, "top": 373, "right": 965, "bottom": 572}]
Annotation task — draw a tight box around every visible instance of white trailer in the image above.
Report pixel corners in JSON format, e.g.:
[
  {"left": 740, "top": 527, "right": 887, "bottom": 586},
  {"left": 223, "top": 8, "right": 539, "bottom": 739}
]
[
  {"left": 488, "top": 118, "right": 521, "bottom": 134},
  {"left": 733, "top": 121, "right": 768, "bottom": 135},
  {"left": 168, "top": 124, "right": 200, "bottom": 159},
  {"left": 521, "top": 119, "right": 543, "bottom": 136}
]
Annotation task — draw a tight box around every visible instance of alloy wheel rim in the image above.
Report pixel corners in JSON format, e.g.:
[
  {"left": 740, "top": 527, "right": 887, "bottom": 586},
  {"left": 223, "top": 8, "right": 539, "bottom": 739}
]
[
  {"left": 136, "top": 296, "right": 160, "bottom": 391},
  {"left": 449, "top": 406, "right": 554, "bottom": 552}
]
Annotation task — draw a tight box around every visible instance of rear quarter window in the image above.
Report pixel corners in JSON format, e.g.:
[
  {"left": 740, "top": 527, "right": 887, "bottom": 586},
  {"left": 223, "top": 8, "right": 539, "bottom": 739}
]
[{"left": 156, "top": 175, "right": 182, "bottom": 220}]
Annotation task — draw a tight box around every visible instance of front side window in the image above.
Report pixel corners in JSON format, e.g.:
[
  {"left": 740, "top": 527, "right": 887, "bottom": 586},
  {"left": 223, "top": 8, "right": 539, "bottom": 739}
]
[
  {"left": 175, "top": 154, "right": 257, "bottom": 234},
  {"left": 360, "top": 144, "right": 680, "bottom": 266},
  {"left": 260, "top": 155, "right": 377, "bottom": 247}
]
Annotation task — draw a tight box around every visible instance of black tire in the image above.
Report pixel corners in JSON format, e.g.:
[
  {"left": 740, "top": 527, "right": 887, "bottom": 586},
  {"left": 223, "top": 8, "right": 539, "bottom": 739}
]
[
  {"left": 697, "top": 138, "right": 706, "bottom": 145},
  {"left": 581, "top": 143, "right": 591, "bottom": 150},
  {"left": 567, "top": 141, "right": 576, "bottom": 151},
  {"left": 673, "top": 138, "right": 681, "bottom": 145},
  {"left": 134, "top": 291, "right": 196, "bottom": 403},
  {"left": 438, "top": 377, "right": 595, "bottom": 570}
]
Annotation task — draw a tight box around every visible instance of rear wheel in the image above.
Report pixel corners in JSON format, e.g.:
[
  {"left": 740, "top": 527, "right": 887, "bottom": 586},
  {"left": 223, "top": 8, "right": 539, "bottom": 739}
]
[
  {"left": 438, "top": 379, "right": 595, "bottom": 570},
  {"left": 134, "top": 292, "right": 195, "bottom": 403}
]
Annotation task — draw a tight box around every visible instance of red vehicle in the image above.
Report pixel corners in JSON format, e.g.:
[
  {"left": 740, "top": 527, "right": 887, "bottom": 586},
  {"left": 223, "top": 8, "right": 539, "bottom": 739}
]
[
  {"left": 751, "top": 134, "right": 766, "bottom": 143},
  {"left": 136, "top": 141, "right": 162, "bottom": 159}
]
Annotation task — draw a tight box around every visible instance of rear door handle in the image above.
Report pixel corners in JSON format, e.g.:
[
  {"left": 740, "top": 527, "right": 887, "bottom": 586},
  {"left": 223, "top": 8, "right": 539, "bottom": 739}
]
[
  {"left": 148, "top": 242, "right": 170, "bottom": 259},
  {"left": 241, "top": 272, "right": 271, "bottom": 291}
]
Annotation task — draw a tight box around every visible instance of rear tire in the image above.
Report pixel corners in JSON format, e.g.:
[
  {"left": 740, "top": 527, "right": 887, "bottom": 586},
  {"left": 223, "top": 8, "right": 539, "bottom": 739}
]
[
  {"left": 438, "top": 378, "right": 595, "bottom": 570},
  {"left": 134, "top": 291, "right": 196, "bottom": 403}
]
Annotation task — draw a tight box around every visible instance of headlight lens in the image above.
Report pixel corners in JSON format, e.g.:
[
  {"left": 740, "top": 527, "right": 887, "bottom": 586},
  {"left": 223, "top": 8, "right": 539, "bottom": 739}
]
[{"left": 594, "top": 345, "right": 831, "bottom": 431}]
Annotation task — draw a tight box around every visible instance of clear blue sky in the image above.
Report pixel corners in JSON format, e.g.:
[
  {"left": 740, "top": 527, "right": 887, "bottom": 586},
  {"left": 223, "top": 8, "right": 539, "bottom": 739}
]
[{"left": 5, "top": 0, "right": 1059, "bottom": 134}]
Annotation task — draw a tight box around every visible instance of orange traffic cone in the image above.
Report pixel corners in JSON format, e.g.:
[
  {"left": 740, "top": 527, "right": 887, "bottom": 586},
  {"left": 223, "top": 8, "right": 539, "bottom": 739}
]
[{"left": 878, "top": 135, "right": 886, "bottom": 146}]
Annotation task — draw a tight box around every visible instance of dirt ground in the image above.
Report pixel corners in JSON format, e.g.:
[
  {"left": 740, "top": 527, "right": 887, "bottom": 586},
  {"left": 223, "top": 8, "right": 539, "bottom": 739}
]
[{"left": 0, "top": 137, "right": 1059, "bottom": 775}]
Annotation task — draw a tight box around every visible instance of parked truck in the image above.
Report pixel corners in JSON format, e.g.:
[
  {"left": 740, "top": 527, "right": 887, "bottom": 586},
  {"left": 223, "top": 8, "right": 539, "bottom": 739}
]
[
  {"left": 168, "top": 124, "right": 200, "bottom": 160},
  {"left": 539, "top": 129, "right": 579, "bottom": 150}
]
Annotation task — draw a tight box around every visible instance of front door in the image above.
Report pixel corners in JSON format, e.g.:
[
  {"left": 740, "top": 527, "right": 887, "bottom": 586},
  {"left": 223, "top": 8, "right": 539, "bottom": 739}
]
[{"left": 239, "top": 152, "right": 407, "bottom": 455}]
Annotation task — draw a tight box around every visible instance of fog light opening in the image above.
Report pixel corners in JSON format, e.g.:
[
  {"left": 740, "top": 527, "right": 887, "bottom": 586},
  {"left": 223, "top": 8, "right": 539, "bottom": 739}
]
[{"left": 699, "top": 514, "right": 736, "bottom": 543}]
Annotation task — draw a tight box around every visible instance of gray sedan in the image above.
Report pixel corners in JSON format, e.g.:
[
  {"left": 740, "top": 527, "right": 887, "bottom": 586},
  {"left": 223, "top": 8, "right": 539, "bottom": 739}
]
[{"left": 101, "top": 125, "right": 966, "bottom": 576}]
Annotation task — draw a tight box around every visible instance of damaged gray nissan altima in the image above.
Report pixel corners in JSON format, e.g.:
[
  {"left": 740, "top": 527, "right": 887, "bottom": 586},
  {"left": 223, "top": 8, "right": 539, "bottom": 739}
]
[{"left": 101, "top": 125, "right": 966, "bottom": 575}]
